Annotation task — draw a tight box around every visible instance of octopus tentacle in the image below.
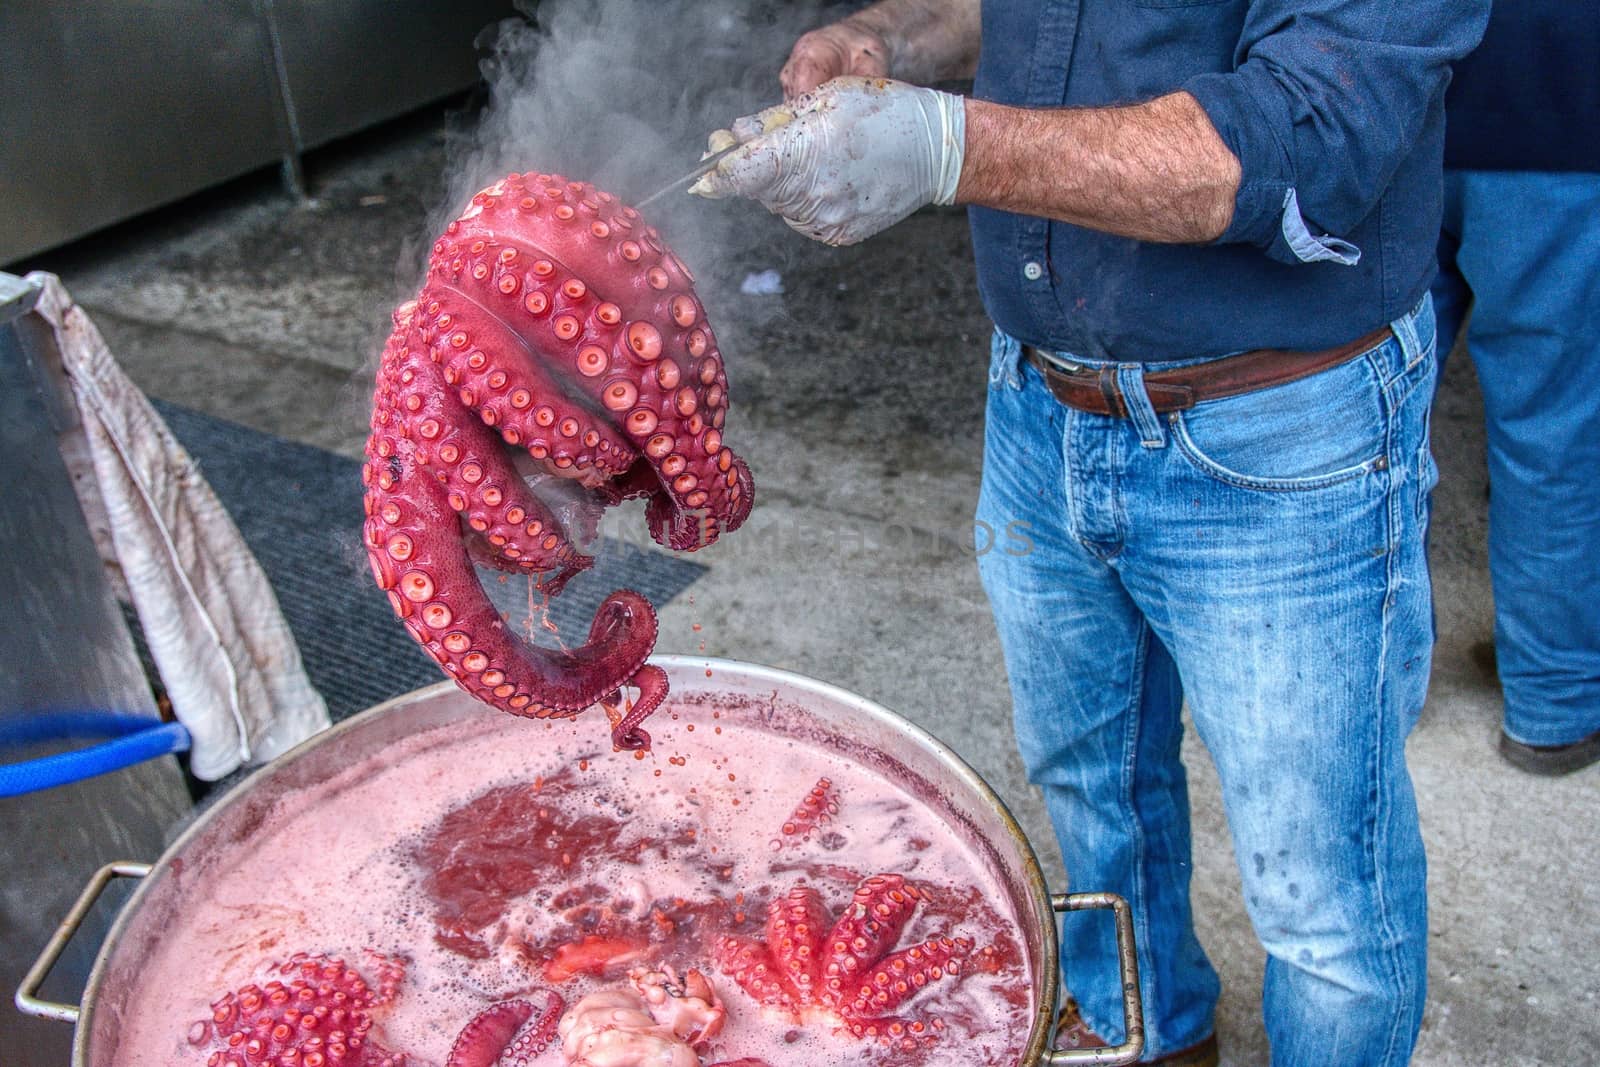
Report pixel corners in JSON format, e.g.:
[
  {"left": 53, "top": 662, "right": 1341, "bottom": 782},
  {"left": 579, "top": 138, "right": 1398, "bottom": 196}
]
[
  {"left": 448, "top": 175, "right": 753, "bottom": 548},
  {"left": 775, "top": 777, "right": 839, "bottom": 848},
  {"left": 847, "top": 1013, "right": 946, "bottom": 1050},
  {"left": 366, "top": 443, "right": 657, "bottom": 718},
  {"left": 188, "top": 954, "right": 407, "bottom": 1067},
  {"left": 713, "top": 935, "right": 796, "bottom": 1009},
  {"left": 766, "top": 886, "right": 832, "bottom": 1001},
  {"left": 462, "top": 528, "right": 592, "bottom": 591},
  {"left": 819, "top": 875, "right": 923, "bottom": 1007},
  {"left": 841, "top": 935, "right": 973, "bottom": 1020},
  {"left": 366, "top": 470, "right": 549, "bottom": 717},
  {"left": 712, "top": 872, "right": 987, "bottom": 1050},
  {"left": 607, "top": 664, "right": 667, "bottom": 751},
  {"left": 445, "top": 991, "right": 563, "bottom": 1067},
  {"left": 423, "top": 284, "right": 637, "bottom": 477},
  {"left": 406, "top": 380, "right": 588, "bottom": 577},
  {"left": 366, "top": 173, "right": 754, "bottom": 746},
  {"left": 446, "top": 999, "right": 533, "bottom": 1067},
  {"left": 500, "top": 994, "right": 567, "bottom": 1066}
]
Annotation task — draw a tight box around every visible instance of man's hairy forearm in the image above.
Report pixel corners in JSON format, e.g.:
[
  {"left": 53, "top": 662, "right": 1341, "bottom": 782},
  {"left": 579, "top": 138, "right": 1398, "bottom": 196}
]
[
  {"left": 849, "top": 0, "right": 982, "bottom": 83},
  {"left": 958, "top": 93, "right": 1241, "bottom": 244}
]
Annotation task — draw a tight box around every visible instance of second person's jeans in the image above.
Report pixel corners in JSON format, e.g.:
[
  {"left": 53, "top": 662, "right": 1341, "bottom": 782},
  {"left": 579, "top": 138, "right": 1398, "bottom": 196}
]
[
  {"left": 976, "top": 299, "right": 1438, "bottom": 1065},
  {"left": 1433, "top": 169, "right": 1600, "bottom": 749}
]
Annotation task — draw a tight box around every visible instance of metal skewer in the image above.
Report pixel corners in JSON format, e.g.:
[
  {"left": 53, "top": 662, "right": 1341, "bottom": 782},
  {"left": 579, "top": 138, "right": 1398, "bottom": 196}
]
[{"left": 633, "top": 143, "right": 742, "bottom": 210}]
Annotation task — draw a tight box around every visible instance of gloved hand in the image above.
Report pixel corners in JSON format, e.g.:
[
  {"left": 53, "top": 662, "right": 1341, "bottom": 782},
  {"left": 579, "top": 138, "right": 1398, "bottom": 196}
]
[{"left": 690, "top": 76, "right": 966, "bottom": 247}]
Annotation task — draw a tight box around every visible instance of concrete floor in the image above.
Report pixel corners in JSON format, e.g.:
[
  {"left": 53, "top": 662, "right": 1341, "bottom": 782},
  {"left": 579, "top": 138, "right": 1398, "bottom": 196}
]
[{"left": 27, "top": 113, "right": 1598, "bottom": 1065}]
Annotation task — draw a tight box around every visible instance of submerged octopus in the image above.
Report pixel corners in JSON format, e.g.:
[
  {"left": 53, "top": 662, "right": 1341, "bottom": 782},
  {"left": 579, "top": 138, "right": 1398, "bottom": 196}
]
[
  {"left": 188, "top": 778, "right": 1008, "bottom": 1066},
  {"left": 188, "top": 954, "right": 764, "bottom": 1067}
]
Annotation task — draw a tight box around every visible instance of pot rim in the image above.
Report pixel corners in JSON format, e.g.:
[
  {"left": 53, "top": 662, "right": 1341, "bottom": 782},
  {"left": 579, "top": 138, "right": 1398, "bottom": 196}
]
[{"left": 71, "top": 655, "right": 1062, "bottom": 1065}]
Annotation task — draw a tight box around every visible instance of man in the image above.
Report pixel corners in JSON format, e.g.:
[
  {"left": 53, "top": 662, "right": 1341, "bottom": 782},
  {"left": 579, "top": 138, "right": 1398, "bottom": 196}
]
[
  {"left": 1431, "top": 3, "right": 1600, "bottom": 776},
  {"left": 695, "top": 1, "right": 1487, "bottom": 1064}
]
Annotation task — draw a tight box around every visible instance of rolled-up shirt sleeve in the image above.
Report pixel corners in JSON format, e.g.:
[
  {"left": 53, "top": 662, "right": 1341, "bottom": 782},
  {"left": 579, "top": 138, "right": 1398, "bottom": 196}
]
[{"left": 1184, "top": 1, "right": 1490, "bottom": 266}]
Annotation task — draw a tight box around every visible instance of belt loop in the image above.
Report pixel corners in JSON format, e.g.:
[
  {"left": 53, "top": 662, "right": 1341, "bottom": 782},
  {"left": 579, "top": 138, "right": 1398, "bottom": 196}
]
[
  {"left": 1115, "top": 363, "right": 1167, "bottom": 448},
  {"left": 989, "top": 328, "right": 1026, "bottom": 390},
  {"left": 1388, "top": 292, "right": 1440, "bottom": 379},
  {"left": 1391, "top": 295, "right": 1426, "bottom": 375}
]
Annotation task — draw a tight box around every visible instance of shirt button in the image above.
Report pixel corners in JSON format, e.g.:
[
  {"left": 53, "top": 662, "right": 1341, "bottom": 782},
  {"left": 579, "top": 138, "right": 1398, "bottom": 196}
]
[{"left": 1022, "top": 261, "right": 1044, "bottom": 281}]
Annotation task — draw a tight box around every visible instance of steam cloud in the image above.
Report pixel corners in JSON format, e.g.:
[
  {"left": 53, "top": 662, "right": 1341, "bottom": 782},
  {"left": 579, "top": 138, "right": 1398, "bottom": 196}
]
[
  {"left": 430, "top": 0, "right": 831, "bottom": 313},
  {"left": 353, "top": 1, "right": 835, "bottom": 625}
]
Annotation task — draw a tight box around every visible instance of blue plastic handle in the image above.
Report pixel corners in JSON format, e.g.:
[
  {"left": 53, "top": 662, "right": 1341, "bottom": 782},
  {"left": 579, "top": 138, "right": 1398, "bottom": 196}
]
[{"left": 0, "top": 711, "right": 191, "bottom": 798}]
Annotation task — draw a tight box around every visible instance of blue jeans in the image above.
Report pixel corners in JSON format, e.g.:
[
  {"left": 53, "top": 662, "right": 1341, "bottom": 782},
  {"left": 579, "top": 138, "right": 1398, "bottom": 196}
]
[
  {"left": 976, "top": 300, "right": 1438, "bottom": 1065},
  {"left": 1433, "top": 170, "right": 1600, "bottom": 748}
]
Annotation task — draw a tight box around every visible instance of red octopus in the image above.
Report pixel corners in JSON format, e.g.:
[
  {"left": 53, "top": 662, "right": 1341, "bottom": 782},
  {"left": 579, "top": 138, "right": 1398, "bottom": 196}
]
[
  {"left": 363, "top": 173, "right": 753, "bottom": 751},
  {"left": 186, "top": 952, "right": 414, "bottom": 1067},
  {"left": 188, "top": 954, "right": 565, "bottom": 1067},
  {"left": 188, "top": 954, "right": 767, "bottom": 1067},
  {"left": 714, "top": 874, "right": 988, "bottom": 1050}
]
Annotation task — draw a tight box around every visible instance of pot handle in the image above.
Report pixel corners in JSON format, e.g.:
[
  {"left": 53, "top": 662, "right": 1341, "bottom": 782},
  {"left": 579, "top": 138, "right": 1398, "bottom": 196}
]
[
  {"left": 1044, "top": 891, "right": 1146, "bottom": 1066},
  {"left": 15, "top": 861, "right": 151, "bottom": 1024}
]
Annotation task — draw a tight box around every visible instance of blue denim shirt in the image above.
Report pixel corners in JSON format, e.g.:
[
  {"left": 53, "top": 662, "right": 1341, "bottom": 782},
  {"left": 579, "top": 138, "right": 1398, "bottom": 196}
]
[{"left": 969, "top": 0, "right": 1489, "bottom": 362}]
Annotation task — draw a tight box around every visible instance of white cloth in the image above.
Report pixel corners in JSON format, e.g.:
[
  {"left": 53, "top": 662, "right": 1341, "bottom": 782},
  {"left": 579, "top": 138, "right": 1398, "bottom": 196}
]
[{"left": 29, "top": 273, "right": 329, "bottom": 779}]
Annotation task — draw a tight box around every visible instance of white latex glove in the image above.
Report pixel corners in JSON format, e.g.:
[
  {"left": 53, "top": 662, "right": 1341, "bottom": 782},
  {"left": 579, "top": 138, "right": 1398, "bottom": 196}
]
[{"left": 690, "top": 76, "right": 965, "bottom": 247}]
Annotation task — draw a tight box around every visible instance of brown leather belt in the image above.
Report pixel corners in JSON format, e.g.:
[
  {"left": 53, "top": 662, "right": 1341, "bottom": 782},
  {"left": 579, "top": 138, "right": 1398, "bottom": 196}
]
[{"left": 1021, "top": 324, "right": 1394, "bottom": 418}]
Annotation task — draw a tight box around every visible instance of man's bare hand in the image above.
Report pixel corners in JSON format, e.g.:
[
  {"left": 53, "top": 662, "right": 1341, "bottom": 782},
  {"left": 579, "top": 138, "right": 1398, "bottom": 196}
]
[
  {"left": 780, "top": 19, "right": 892, "bottom": 98},
  {"left": 779, "top": 2, "right": 981, "bottom": 97}
]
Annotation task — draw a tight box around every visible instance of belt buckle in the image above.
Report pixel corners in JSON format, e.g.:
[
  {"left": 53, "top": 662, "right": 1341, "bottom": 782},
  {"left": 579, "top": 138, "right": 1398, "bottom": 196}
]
[{"left": 1031, "top": 346, "right": 1085, "bottom": 375}]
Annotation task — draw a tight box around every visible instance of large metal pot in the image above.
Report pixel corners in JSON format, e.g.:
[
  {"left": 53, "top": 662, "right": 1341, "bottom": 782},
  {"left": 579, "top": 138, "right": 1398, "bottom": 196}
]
[{"left": 17, "top": 656, "right": 1144, "bottom": 1065}]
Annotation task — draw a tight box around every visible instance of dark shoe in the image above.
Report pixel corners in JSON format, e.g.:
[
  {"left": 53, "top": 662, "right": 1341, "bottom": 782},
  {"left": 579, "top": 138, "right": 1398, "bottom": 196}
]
[
  {"left": 1053, "top": 997, "right": 1220, "bottom": 1065},
  {"left": 1499, "top": 727, "right": 1600, "bottom": 775},
  {"left": 1153, "top": 1036, "right": 1221, "bottom": 1067},
  {"left": 1469, "top": 639, "right": 1499, "bottom": 683},
  {"left": 1053, "top": 998, "right": 1108, "bottom": 1051}
]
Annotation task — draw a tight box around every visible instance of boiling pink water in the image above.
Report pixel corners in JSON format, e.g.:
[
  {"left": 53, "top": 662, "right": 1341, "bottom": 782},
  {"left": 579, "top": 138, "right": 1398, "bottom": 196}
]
[{"left": 110, "top": 702, "right": 1033, "bottom": 1066}]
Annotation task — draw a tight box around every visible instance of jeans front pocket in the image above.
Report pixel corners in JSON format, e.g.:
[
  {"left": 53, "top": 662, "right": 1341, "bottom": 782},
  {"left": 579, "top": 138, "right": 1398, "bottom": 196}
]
[{"left": 1169, "top": 348, "right": 1390, "bottom": 492}]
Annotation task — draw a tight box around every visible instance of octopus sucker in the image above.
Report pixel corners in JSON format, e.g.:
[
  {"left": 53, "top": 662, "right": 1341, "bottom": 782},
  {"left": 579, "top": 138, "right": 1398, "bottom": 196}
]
[{"left": 365, "top": 173, "right": 753, "bottom": 747}]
